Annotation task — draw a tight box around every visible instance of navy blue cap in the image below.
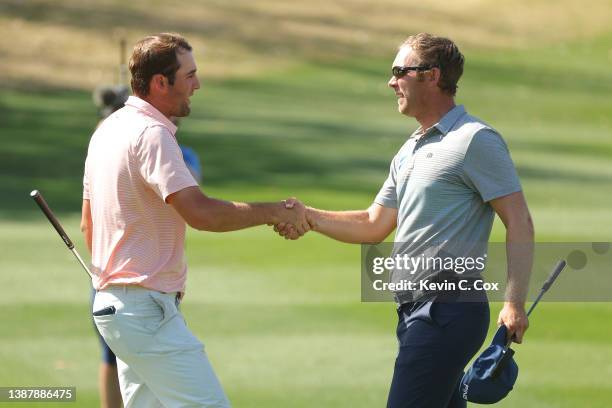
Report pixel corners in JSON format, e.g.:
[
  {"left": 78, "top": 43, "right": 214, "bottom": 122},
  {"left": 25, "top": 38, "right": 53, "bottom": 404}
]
[{"left": 459, "top": 325, "right": 519, "bottom": 404}]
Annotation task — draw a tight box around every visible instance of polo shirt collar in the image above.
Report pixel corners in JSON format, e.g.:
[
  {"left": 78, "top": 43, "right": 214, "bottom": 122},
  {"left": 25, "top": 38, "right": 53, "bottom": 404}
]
[
  {"left": 125, "top": 96, "right": 178, "bottom": 136},
  {"left": 433, "top": 105, "right": 466, "bottom": 135}
]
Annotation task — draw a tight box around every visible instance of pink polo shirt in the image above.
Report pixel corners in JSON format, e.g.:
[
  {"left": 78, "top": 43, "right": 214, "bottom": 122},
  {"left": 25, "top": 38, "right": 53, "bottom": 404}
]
[{"left": 83, "top": 96, "right": 198, "bottom": 293}]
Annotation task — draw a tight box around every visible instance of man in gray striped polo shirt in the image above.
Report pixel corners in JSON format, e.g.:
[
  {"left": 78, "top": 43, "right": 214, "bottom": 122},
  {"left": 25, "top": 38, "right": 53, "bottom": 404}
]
[{"left": 276, "top": 33, "right": 534, "bottom": 407}]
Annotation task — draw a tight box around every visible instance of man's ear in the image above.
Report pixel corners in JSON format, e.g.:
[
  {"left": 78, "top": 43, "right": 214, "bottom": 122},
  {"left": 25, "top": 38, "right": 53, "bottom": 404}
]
[
  {"left": 423, "top": 68, "right": 441, "bottom": 92},
  {"left": 150, "top": 74, "right": 167, "bottom": 94},
  {"left": 429, "top": 68, "right": 441, "bottom": 87}
]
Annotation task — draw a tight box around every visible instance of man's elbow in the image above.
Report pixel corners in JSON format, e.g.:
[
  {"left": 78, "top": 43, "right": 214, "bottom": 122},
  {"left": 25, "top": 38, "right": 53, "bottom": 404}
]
[
  {"left": 80, "top": 222, "right": 91, "bottom": 235},
  {"left": 184, "top": 211, "right": 226, "bottom": 232},
  {"left": 185, "top": 214, "right": 215, "bottom": 232},
  {"left": 508, "top": 213, "right": 534, "bottom": 239},
  {"left": 362, "top": 224, "right": 393, "bottom": 244},
  {"left": 526, "top": 214, "right": 535, "bottom": 237},
  {"left": 365, "top": 231, "right": 389, "bottom": 244},
  {"left": 173, "top": 193, "right": 221, "bottom": 232}
]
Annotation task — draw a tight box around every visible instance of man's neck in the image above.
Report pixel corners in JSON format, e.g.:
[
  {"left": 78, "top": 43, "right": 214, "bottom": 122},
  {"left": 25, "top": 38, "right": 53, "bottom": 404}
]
[
  {"left": 138, "top": 94, "right": 172, "bottom": 119},
  {"left": 414, "top": 98, "right": 456, "bottom": 132}
]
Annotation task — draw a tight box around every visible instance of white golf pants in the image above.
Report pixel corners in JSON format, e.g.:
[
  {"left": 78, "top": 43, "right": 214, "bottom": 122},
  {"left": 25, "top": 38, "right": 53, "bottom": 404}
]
[{"left": 93, "top": 286, "right": 230, "bottom": 408}]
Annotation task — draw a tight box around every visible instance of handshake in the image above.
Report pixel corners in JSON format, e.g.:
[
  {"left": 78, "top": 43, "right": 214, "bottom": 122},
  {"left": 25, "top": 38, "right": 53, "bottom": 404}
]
[{"left": 271, "top": 198, "right": 316, "bottom": 240}]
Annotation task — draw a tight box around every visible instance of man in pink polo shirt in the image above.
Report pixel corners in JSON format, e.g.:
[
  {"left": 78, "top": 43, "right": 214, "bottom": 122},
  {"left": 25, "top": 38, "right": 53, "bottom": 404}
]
[{"left": 81, "top": 33, "right": 309, "bottom": 407}]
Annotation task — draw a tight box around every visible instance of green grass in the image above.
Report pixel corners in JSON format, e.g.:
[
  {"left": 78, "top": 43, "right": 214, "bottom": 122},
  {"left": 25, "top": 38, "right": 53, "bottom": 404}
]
[
  {"left": 2, "top": 219, "right": 612, "bottom": 407},
  {"left": 2, "top": 11, "right": 612, "bottom": 407}
]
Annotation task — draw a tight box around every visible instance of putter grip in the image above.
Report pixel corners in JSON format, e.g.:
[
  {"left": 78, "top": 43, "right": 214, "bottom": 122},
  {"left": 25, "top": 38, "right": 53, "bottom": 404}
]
[
  {"left": 30, "top": 190, "right": 75, "bottom": 249},
  {"left": 542, "top": 259, "right": 566, "bottom": 292}
]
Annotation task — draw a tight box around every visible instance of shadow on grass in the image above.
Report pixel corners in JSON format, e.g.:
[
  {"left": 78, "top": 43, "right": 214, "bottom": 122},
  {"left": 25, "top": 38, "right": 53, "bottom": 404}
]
[
  {"left": 516, "top": 165, "right": 612, "bottom": 185},
  {"left": 512, "top": 139, "right": 612, "bottom": 160},
  {"left": 466, "top": 57, "right": 612, "bottom": 96}
]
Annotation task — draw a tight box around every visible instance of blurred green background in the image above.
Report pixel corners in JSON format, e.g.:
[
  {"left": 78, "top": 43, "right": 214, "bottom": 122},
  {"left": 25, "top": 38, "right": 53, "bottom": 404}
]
[{"left": 1, "top": 0, "right": 612, "bottom": 407}]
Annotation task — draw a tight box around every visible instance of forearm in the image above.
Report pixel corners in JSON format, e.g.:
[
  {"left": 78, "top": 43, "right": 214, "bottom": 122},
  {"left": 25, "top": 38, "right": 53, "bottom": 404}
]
[
  {"left": 80, "top": 200, "right": 93, "bottom": 254},
  {"left": 491, "top": 192, "right": 533, "bottom": 341},
  {"left": 192, "top": 196, "right": 284, "bottom": 232},
  {"left": 308, "top": 208, "right": 387, "bottom": 244},
  {"left": 504, "top": 221, "right": 534, "bottom": 304},
  {"left": 82, "top": 226, "right": 93, "bottom": 254}
]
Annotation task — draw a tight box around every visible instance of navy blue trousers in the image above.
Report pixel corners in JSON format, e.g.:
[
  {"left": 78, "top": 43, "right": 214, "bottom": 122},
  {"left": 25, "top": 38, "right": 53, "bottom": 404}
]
[{"left": 387, "top": 293, "right": 490, "bottom": 408}]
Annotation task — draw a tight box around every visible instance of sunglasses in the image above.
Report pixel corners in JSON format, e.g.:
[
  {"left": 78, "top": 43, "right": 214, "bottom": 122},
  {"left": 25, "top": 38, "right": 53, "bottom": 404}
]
[{"left": 392, "top": 65, "right": 438, "bottom": 78}]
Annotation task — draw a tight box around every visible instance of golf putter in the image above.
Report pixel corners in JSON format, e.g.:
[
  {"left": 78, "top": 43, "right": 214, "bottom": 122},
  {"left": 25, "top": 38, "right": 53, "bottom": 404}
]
[
  {"left": 491, "top": 259, "right": 567, "bottom": 377},
  {"left": 30, "top": 190, "right": 94, "bottom": 279}
]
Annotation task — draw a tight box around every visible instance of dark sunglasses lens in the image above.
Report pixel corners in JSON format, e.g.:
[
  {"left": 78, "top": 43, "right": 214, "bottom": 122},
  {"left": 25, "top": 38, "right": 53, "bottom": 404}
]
[{"left": 392, "top": 67, "right": 406, "bottom": 77}]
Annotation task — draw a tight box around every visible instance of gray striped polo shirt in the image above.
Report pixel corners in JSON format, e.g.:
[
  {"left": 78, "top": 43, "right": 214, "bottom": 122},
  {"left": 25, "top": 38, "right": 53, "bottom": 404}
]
[{"left": 374, "top": 105, "right": 521, "bottom": 303}]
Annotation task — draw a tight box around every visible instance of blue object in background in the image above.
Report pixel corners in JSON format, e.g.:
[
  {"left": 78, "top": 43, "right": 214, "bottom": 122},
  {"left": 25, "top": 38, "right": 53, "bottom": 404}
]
[{"left": 180, "top": 145, "right": 202, "bottom": 183}]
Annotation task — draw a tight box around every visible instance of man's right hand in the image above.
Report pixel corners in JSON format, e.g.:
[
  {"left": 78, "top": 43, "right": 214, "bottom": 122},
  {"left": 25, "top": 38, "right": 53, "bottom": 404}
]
[
  {"left": 273, "top": 198, "right": 310, "bottom": 239},
  {"left": 168, "top": 187, "right": 312, "bottom": 233}
]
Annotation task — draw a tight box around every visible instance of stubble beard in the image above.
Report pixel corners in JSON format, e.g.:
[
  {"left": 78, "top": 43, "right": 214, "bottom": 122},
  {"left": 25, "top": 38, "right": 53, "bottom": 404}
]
[{"left": 174, "top": 103, "right": 191, "bottom": 118}]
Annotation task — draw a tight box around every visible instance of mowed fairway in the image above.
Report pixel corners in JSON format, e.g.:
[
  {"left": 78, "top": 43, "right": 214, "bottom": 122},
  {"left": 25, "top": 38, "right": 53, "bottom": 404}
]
[
  {"left": 2, "top": 1, "right": 612, "bottom": 406},
  {"left": 3, "top": 217, "right": 612, "bottom": 408}
]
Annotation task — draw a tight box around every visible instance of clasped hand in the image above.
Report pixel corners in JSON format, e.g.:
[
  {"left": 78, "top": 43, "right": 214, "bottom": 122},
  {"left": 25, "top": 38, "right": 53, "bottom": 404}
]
[{"left": 272, "top": 198, "right": 313, "bottom": 240}]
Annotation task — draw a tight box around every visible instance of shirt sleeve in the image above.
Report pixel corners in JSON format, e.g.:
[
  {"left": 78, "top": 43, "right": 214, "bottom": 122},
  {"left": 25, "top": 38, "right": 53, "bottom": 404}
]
[
  {"left": 135, "top": 125, "right": 198, "bottom": 201},
  {"left": 374, "top": 154, "right": 399, "bottom": 209},
  {"left": 462, "top": 128, "right": 522, "bottom": 202}
]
